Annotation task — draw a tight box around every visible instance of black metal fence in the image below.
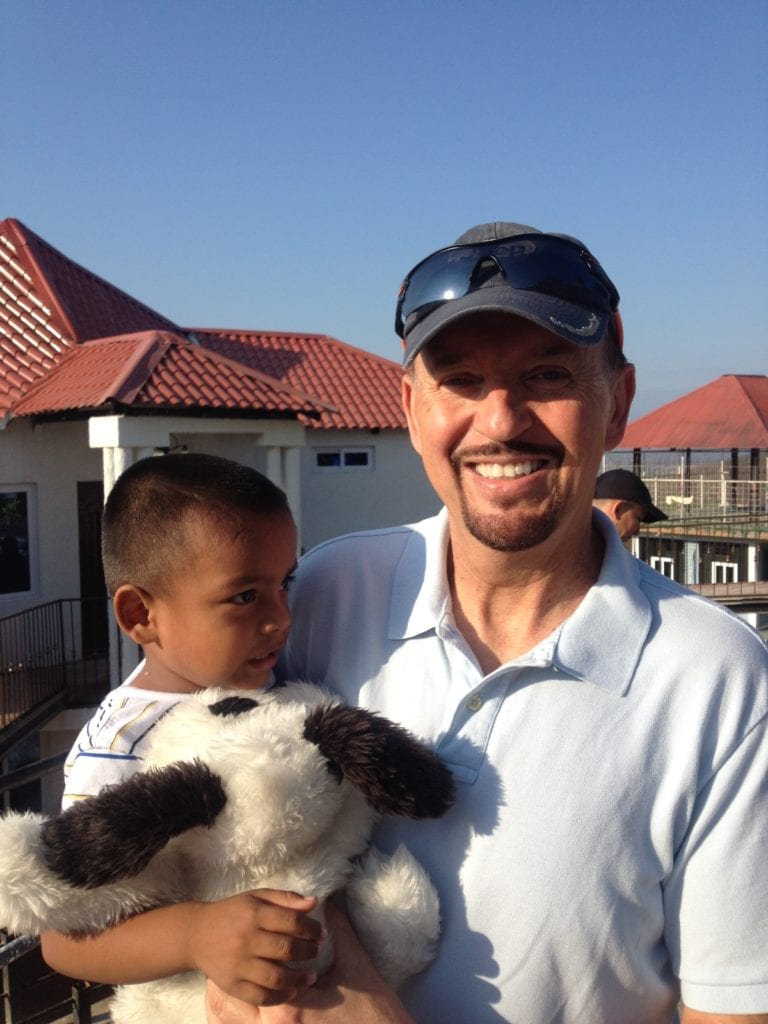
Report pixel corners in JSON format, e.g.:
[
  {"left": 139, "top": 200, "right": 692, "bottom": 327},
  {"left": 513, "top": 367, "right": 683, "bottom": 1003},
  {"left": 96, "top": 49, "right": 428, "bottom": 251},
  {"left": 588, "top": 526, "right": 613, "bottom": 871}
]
[
  {"left": 0, "top": 600, "right": 114, "bottom": 1021},
  {"left": 0, "top": 934, "right": 112, "bottom": 1024},
  {"left": 0, "top": 599, "right": 112, "bottom": 738}
]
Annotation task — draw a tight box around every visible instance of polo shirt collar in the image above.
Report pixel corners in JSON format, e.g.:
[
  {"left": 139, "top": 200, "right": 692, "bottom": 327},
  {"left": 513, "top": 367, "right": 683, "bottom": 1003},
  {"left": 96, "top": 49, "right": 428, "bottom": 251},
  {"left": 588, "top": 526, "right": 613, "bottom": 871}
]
[
  {"left": 552, "top": 513, "right": 652, "bottom": 696},
  {"left": 389, "top": 508, "right": 652, "bottom": 697},
  {"left": 390, "top": 507, "right": 451, "bottom": 639}
]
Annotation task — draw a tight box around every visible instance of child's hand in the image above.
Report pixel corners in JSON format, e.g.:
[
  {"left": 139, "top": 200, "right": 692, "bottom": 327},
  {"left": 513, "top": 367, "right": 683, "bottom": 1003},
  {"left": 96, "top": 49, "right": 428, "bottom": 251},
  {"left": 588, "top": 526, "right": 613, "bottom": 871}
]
[
  {"left": 205, "top": 902, "right": 415, "bottom": 1024},
  {"left": 188, "top": 889, "right": 322, "bottom": 1006}
]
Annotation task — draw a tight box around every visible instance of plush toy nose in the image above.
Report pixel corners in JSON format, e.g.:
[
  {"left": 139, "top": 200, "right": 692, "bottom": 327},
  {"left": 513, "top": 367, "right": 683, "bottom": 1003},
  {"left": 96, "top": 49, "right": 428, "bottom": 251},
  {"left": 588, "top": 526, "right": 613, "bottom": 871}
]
[{"left": 208, "top": 696, "right": 260, "bottom": 717}]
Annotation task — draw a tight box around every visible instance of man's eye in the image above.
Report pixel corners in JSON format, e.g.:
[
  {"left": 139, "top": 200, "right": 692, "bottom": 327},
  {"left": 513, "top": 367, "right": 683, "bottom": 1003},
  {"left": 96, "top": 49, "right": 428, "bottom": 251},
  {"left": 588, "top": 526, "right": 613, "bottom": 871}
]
[
  {"left": 441, "top": 373, "right": 480, "bottom": 390},
  {"left": 534, "top": 368, "right": 568, "bottom": 380},
  {"left": 280, "top": 573, "right": 296, "bottom": 592},
  {"left": 232, "top": 590, "right": 257, "bottom": 605},
  {"left": 527, "top": 369, "right": 572, "bottom": 388}
]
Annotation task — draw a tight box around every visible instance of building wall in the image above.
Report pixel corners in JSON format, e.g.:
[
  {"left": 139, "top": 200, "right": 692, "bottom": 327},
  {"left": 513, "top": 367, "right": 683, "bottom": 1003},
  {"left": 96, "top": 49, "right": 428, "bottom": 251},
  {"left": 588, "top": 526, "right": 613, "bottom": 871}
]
[
  {"left": 0, "top": 418, "right": 101, "bottom": 617},
  {"left": 638, "top": 534, "right": 764, "bottom": 587},
  {"left": 299, "top": 428, "right": 440, "bottom": 552}
]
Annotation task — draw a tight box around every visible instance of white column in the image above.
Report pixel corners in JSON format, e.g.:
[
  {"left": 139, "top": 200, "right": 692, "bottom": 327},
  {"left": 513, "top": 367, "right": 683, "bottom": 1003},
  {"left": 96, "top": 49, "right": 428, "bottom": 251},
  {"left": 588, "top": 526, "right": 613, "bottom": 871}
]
[
  {"left": 265, "top": 447, "right": 282, "bottom": 488},
  {"left": 747, "top": 544, "right": 758, "bottom": 583},
  {"left": 684, "top": 541, "right": 700, "bottom": 585},
  {"left": 263, "top": 446, "right": 302, "bottom": 552},
  {"left": 93, "top": 441, "right": 157, "bottom": 688},
  {"left": 283, "top": 446, "right": 302, "bottom": 552}
]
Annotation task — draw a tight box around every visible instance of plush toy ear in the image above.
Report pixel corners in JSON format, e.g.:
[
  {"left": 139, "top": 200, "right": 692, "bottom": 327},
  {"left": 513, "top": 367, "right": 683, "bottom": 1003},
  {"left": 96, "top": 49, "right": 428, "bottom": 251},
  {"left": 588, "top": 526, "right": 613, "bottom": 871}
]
[
  {"left": 42, "top": 760, "right": 226, "bottom": 888},
  {"left": 303, "top": 704, "right": 455, "bottom": 818}
]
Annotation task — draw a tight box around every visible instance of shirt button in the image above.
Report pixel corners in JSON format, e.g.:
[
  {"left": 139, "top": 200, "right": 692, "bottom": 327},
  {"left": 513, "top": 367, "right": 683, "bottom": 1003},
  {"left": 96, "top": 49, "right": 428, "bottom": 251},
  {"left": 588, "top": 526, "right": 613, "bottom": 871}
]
[{"left": 467, "top": 695, "right": 483, "bottom": 712}]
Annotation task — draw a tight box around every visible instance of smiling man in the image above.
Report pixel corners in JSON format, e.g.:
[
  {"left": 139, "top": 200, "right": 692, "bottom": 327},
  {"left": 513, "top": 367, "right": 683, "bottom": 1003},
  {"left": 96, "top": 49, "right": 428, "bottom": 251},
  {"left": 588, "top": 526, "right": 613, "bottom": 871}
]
[{"left": 269, "top": 223, "right": 768, "bottom": 1024}]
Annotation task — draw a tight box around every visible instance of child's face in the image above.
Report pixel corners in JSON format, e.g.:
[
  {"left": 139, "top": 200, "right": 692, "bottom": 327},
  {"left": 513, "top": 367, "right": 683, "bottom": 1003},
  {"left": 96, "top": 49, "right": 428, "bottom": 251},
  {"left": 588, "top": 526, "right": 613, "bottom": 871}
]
[{"left": 141, "top": 508, "right": 297, "bottom": 693}]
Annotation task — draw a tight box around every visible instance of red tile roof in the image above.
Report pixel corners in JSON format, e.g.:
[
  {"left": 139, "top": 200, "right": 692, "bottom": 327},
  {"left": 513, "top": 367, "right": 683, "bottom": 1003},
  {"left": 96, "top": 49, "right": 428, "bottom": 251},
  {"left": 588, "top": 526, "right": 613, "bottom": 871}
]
[
  {"left": 620, "top": 375, "right": 768, "bottom": 449},
  {"left": 12, "top": 331, "right": 330, "bottom": 420},
  {"left": 1, "top": 221, "right": 75, "bottom": 415},
  {"left": 3, "top": 218, "right": 178, "bottom": 342},
  {"left": 0, "top": 217, "right": 406, "bottom": 429},
  {"left": 193, "top": 329, "right": 405, "bottom": 430}
]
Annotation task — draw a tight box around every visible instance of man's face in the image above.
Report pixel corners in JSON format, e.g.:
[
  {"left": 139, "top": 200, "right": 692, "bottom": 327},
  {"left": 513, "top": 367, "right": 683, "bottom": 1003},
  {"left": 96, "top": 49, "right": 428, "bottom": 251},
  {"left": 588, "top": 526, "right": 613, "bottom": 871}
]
[
  {"left": 402, "top": 313, "right": 634, "bottom": 554},
  {"left": 613, "top": 501, "right": 646, "bottom": 541}
]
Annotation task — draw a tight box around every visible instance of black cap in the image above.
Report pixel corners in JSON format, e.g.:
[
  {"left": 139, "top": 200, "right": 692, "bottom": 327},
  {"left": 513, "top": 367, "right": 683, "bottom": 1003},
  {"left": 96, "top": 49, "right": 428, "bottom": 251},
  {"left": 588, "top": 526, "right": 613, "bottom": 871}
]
[
  {"left": 594, "top": 469, "right": 668, "bottom": 523},
  {"left": 401, "top": 221, "right": 618, "bottom": 367}
]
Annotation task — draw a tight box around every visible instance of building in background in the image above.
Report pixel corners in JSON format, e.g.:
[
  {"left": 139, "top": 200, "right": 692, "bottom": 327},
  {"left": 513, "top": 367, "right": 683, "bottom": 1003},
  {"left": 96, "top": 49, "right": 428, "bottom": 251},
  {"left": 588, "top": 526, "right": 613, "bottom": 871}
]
[{"left": 604, "top": 374, "right": 768, "bottom": 638}]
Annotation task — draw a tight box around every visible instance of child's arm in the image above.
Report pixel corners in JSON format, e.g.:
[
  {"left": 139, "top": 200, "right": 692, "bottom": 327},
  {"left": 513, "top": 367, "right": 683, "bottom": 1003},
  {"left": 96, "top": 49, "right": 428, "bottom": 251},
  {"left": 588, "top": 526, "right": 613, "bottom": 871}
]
[{"left": 41, "top": 889, "right": 323, "bottom": 1004}]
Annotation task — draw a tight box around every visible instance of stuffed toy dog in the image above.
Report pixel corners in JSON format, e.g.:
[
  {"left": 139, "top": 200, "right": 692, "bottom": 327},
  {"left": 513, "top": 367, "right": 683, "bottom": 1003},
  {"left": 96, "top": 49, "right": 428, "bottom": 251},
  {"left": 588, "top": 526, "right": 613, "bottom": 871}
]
[{"left": 0, "top": 681, "right": 455, "bottom": 1024}]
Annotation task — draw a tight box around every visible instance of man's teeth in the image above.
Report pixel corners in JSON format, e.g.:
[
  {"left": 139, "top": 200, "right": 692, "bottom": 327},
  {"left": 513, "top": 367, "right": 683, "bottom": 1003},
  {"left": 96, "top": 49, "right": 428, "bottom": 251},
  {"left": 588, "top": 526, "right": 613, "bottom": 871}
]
[{"left": 474, "top": 461, "right": 539, "bottom": 479}]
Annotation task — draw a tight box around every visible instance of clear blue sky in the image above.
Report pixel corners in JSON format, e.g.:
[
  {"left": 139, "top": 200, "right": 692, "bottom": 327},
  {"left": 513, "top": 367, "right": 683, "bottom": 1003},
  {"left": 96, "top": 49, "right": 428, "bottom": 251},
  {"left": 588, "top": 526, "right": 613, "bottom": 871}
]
[{"left": 3, "top": 0, "right": 766, "bottom": 417}]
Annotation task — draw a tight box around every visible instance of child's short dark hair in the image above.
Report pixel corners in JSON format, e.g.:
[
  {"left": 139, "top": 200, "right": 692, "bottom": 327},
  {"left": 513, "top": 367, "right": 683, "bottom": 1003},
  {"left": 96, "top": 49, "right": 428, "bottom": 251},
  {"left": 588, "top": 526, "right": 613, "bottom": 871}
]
[{"left": 102, "top": 453, "right": 291, "bottom": 596}]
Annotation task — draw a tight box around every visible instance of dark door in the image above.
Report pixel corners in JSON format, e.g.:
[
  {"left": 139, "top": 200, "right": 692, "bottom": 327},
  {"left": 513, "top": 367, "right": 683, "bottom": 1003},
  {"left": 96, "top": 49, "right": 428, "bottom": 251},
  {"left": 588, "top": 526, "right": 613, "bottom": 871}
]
[{"left": 77, "top": 481, "right": 108, "bottom": 657}]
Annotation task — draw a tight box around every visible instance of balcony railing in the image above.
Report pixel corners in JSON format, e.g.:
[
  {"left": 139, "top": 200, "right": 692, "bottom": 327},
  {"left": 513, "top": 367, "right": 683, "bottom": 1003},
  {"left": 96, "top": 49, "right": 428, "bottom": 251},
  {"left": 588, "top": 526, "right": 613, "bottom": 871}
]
[
  {"left": 0, "top": 601, "right": 114, "bottom": 1021},
  {"left": 0, "top": 599, "right": 113, "bottom": 748},
  {"left": 0, "top": 932, "right": 112, "bottom": 1024},
  {"left": 623, "top": 476, "right": 767, "bottom": 531}
]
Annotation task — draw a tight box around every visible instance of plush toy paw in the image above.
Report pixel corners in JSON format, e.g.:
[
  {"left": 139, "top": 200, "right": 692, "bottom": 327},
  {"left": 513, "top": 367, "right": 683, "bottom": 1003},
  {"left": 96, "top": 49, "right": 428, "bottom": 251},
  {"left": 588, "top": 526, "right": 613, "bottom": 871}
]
[{"left": 346, "top": 844, "right": 441, "bottom": 989}]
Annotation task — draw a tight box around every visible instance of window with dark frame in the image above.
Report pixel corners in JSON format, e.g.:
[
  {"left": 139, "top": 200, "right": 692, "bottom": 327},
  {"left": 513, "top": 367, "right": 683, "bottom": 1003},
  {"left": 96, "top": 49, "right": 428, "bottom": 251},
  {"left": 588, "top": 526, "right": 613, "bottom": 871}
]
[
  {"left": 314, "top": 448, "right": 373, "bottom": 471},
  {"left": 0, "top": 490, "right": 32, "bottom": 595}
]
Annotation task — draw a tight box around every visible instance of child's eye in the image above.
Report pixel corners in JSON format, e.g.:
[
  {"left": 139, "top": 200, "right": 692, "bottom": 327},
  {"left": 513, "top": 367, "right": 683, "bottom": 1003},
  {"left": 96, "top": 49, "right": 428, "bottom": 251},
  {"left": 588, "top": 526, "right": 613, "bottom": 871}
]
[{"left": 232, "top": 590, "right": 257, "bottom": 605}]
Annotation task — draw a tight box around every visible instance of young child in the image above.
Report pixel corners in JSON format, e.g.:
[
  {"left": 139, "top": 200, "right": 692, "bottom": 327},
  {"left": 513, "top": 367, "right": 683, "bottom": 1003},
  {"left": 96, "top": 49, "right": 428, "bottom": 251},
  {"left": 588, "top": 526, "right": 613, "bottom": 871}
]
[{"left": 42, "top": 452, "right": 323, "bottom": 1007}]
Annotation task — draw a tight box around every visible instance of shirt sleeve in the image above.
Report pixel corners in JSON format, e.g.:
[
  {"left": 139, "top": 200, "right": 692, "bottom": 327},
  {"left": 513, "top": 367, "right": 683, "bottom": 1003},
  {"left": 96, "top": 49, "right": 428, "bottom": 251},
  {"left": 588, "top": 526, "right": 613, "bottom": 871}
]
[
  {"left": 61, "top": 696, "right": 176, "bottom": 809},
  {"left": 664, "top": 704, "right": 768, "bottom": 1013}
]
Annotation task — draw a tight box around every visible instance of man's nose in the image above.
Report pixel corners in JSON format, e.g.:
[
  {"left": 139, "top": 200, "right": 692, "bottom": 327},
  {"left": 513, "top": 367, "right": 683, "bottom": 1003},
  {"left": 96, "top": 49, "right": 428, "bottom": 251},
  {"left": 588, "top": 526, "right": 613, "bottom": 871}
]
[{"left": 473, "top": 386, "right": 532, "bottom": 440}]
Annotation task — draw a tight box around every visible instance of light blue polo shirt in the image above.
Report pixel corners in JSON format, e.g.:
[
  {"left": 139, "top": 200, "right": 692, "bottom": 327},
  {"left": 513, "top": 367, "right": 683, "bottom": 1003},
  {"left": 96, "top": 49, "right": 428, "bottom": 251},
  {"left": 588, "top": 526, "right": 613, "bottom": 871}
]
[{"left": 281, "top": 509, "right": 768, "bottom": 1023}]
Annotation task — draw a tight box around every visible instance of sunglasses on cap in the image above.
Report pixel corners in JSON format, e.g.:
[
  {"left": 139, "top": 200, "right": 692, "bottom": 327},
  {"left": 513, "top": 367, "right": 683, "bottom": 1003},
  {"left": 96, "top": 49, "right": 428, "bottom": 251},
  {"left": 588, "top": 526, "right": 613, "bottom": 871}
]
[{"left": 395, "top": 233, "right": 620, "bottom": 341}]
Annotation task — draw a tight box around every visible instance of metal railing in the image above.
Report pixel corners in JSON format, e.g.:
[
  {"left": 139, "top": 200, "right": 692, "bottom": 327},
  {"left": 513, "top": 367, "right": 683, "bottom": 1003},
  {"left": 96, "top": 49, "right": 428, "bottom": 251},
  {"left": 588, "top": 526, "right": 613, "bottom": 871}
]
[
  {"left": 0, "top": 601, "right": 114, "bottom": 1021},
  {"left": 0, "top": 599, "right": 112, "bottom": 749},
  {"left": 0, "top": 933, "right": 112, "bottom": 1024},
  {"left": 614, "top": 474, "right": 768, "bottom": 531}
]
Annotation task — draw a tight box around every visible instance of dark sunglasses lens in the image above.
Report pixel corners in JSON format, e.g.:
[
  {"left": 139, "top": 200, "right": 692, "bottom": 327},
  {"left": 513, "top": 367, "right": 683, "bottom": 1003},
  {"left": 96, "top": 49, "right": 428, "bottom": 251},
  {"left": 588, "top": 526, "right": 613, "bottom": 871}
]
[
  {"left": 400, "top": 248, "right": 485, "bottom": 324},
  {"left": 494, "top": 242, "right": 615, "bottom": 308},
  {"left": 398, "top": 237, "right": 617, "bottom": 335}
]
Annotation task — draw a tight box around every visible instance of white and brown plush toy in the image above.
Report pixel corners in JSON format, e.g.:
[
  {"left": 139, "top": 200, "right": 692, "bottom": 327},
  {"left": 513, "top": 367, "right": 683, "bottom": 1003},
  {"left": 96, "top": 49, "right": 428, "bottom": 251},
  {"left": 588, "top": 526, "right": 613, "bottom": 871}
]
[{"left": 0, "top": 681, "right": 455, "bottom": 1024}]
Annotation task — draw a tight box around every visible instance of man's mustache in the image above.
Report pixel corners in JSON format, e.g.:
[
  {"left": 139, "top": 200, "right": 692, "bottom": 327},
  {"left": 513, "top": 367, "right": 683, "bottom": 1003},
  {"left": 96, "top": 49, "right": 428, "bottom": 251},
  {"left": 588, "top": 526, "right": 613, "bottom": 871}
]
[{"left": 451, "top": 440, "right": 564, "bottom": 467}]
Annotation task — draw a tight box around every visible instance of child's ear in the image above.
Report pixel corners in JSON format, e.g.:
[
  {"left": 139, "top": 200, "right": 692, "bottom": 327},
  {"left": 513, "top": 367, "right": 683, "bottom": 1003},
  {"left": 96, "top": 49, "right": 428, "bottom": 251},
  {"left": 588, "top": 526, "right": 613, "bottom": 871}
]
[{"left": 113, "top": 584, "right": 158, "bottom": 645}]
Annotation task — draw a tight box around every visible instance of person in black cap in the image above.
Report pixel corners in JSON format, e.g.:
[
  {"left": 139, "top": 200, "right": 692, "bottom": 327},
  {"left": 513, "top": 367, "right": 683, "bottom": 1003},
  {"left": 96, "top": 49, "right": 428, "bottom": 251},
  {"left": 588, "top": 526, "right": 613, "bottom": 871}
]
[
  {"left": 593, "top": 467, "right": 668, "bottom": 541},
  {"left": 261, "top": 223, "right": 766, "bottom": 1024}
]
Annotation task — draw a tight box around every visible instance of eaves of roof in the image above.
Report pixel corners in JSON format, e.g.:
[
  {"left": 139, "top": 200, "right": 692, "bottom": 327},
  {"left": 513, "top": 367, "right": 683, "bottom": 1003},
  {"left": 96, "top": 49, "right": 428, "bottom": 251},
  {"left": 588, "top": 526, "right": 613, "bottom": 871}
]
[
  {"left": 190, "top": 328, "right": 406, "bottom": 431},
  {"left": 620, "top": 374, "right": 768, "bottom": 450},
  {"left": 10, "top": 331, "right": 333, "bottom": 421}
]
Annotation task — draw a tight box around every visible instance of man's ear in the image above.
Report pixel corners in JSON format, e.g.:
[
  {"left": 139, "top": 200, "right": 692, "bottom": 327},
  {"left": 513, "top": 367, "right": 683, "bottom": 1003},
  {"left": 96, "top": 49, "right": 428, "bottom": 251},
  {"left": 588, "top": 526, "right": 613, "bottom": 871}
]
[
  {"left": 615, "top": 500, "right": 634, "bottom": 518},
  {"left": 605, "top": 363, "right": 636, "bottom": 450},
  {"left": 112, "top": 584, "right": 158, "bottom": 645},
  {"left": 401, "top": 372, "right": 423, "bottom": 456},
  {"left": 606, "top": 499, "right": 628, "bottom": 523}
]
